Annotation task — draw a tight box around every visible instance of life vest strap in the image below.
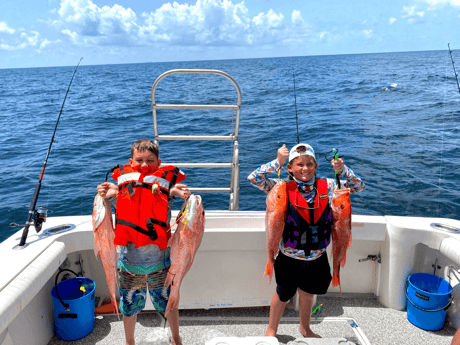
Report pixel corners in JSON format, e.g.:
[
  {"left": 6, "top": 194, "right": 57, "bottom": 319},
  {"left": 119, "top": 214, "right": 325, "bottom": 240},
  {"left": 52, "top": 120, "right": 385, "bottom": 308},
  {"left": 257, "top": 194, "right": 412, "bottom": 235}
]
[
  {"left": 105, "top": 165, "right": 119, "bottom": 182},
  {"left": 119, "top": 182, "right": 169, "bottom": 196},
  {"left": 146, "top": 218, "right": 169, "bottom": 229},
  {"left": 162, "top": 167, "right": 180, "bottom": 186},
  {"left": 117, "top": 219, "right": 160, "bottom": 241}
]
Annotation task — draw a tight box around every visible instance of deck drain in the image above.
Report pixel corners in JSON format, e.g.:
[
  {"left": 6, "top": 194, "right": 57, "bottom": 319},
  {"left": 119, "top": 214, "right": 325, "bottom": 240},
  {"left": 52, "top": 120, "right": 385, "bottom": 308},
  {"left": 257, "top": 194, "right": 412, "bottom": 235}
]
[
  {"left": 42, "top": 224, "right": 76, "bottom": 236},
  {"left": 430, "top": 223, "right": 460, "bottom": 234}
]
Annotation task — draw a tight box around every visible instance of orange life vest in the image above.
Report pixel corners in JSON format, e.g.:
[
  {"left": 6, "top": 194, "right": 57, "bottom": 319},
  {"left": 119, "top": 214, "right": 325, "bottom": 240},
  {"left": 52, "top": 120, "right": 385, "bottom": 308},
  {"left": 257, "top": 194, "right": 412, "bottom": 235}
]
[{"left": 111, "top": 164, "right": 186, "bottom": 249}]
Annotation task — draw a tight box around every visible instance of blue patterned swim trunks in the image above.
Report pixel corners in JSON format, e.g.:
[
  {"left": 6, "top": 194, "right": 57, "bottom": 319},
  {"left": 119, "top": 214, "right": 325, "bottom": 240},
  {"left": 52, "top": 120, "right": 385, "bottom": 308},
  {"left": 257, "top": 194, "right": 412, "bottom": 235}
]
[{"left": 118, "top": 243, "right": 171, "bottom": 317}]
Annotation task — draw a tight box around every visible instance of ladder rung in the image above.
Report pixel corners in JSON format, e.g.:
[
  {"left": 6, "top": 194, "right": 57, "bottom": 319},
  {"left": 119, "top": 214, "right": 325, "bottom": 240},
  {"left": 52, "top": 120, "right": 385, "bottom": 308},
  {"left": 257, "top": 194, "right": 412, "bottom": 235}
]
[
  {"left": 161, "top": 163, "right": 232, "bottom": 168},
  {"left": 188, "top": 188, "right": 231, "bottom": 193},
  {"left": 154, "top": 104, "right": 239, "bottom": 110},
  {"left": 157, "top": 135, "right": 235, "bottom": 141}
]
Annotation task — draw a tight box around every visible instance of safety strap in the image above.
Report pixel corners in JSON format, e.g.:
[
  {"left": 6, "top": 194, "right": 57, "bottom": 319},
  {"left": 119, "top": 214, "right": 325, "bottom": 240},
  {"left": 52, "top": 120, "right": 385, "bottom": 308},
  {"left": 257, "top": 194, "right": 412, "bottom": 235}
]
[
  {"left": 105, "top": 165, "right": 119, "bottom": 182},
  {"left": 119, "top": 182, "right": 169, "bottom": 196},
  {"left": 117, "top": 218, "right": 168, "bottom": 231},
  {"left": 162, "top": 167, "right": 180, "bottom": 186}
]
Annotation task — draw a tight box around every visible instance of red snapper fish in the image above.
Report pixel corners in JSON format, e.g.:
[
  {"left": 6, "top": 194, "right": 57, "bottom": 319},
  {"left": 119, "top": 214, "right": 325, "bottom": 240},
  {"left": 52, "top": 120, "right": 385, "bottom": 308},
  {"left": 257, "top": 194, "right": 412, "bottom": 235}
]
[
  {"left": 264, "top": 180, "right": 288, "bottom": 283},
  {"left": 164, "top": 194, "right": 205, "bottom": 318},
  {"left": 92, "top": 194, "right": 119, "bottom": 318},
  {"left": 331, "top": 186, "right": 352, "bottom": 294}
]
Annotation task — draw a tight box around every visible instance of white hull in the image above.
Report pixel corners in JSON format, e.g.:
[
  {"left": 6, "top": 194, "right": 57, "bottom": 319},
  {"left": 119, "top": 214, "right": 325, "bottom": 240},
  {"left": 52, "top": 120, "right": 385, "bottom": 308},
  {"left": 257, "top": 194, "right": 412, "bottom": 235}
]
[{"left": 1, "top": 212, "right": 459, "bottom": 345}]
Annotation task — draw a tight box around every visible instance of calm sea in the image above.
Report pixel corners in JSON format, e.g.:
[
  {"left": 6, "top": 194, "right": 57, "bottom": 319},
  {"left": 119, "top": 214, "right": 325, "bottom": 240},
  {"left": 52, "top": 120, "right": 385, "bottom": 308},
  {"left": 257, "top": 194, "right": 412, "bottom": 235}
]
[{"left": 1, "top": 51, "right": 460, "bottom": 243}]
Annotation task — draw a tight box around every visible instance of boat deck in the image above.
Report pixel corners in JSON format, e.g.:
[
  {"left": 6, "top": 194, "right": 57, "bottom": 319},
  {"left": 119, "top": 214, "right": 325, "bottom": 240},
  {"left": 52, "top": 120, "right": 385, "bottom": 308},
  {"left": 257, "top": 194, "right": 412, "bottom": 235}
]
[{"left": 47, "top": 295, "right": 457, "bottom": 345}]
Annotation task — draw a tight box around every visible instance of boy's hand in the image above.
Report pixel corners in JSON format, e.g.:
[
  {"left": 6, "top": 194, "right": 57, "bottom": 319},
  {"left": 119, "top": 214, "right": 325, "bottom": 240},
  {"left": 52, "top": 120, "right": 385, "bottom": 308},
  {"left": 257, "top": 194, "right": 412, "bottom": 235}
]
[
  {"left": 97, "top": 182, "right": 118, "bottom": 199},
  {"left": 277, "top": 144, "right": 289, "bottom": 166},
  {"left": 170, "top": 184, "right": 190, "bottom": 200},
  {"left": 330, "top": 158, "right": 344, "bottom": 174}
]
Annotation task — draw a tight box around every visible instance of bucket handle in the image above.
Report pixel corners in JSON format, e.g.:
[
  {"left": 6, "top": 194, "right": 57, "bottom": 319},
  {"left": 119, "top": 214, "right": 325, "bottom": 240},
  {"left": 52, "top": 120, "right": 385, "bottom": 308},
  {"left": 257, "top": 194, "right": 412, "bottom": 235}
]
[
  {"left": 405, "top": 280, "right": 454, "bottom": 312},
  {"left": 55, "top": 269, "right": 80, "bottom": 308}
]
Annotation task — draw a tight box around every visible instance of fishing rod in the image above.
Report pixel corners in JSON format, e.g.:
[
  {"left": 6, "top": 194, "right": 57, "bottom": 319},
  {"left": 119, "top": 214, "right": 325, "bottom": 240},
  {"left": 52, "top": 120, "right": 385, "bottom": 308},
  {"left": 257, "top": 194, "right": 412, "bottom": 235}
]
[
  {"left": 448, "top": 44, "right": 460, "bottom": 95},
  {"left": 14, "top": 57, "right": 83, "bottom": 248},
  {"left": 277, "top": 68, "right": 301, "bottom": 179},
  {"left": 292, "top": 68, "right": 300, "bottom": 144}
]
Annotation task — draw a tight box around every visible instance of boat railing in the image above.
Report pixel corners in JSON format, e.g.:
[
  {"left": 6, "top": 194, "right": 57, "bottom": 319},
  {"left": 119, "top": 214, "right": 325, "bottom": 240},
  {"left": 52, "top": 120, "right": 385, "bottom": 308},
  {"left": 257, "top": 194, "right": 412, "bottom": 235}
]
[{"left": 151, "top": 69, "right": 241, "bottom": 211}]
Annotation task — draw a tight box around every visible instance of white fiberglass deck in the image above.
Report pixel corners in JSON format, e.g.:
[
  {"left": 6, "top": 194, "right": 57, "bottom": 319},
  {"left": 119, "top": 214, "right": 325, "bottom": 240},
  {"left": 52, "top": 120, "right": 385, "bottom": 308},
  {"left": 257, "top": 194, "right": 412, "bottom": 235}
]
[
  {"left": 45, "top": 296, "right": 457, "bottom": 345},
  {"left": 1, "top": 212, "right": 460, "bottom": 345}
]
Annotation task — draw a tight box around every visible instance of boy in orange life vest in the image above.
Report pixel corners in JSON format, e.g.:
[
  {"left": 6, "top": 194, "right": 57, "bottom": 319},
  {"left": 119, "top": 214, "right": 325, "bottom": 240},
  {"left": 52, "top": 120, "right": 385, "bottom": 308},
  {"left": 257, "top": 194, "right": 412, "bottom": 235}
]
[{"left": 97, "top": 138, "right": 189, "bottom": 345}]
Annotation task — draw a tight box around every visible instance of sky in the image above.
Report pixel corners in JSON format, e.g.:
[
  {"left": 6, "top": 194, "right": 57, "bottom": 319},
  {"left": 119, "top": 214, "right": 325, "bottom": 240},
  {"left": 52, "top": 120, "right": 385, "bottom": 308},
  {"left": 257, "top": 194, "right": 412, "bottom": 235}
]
[{"left": 1, "top": 0, "right": 460, "bottom": 69}]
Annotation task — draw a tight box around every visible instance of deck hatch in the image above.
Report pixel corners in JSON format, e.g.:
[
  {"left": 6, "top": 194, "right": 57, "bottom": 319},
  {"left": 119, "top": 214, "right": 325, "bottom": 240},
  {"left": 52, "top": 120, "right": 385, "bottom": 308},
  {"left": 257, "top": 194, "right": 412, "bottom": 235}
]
[
  {"left": 430, "top": 223, "right": 460, "bottom": 233},
  {"left": 42, "top": 224, "right": 76, "bottom": 236}
]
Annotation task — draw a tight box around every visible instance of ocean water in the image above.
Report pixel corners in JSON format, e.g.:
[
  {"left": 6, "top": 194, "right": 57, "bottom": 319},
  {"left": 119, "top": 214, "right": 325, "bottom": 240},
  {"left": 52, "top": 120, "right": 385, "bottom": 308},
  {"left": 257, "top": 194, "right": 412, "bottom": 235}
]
[{"left": 1, "top": 50, "right": 460, "bottom": 243}]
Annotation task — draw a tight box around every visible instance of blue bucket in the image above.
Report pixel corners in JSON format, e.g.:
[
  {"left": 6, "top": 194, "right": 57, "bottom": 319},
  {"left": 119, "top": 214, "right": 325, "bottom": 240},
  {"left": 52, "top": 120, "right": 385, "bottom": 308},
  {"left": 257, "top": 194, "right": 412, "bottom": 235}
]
[
  {"left": 406, "top": 273, "right": 453, "bottom": 331},
  {"left": 51, "top": 269, "right": 96, "bottom": 340}
]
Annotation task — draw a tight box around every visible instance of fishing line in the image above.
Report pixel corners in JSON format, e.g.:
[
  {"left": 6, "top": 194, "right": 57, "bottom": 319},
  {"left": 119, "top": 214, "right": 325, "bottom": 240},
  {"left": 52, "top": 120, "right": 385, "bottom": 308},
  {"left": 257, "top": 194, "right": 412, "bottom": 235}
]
[
  {"left": 437, "top": 51, "right": 449, "bottom": 217},
  {"left": 292, "top": 68, "right": 300, "bottom": 145},
  {"left": 277, "top": 68, "right": 301, "bottom": 181}
]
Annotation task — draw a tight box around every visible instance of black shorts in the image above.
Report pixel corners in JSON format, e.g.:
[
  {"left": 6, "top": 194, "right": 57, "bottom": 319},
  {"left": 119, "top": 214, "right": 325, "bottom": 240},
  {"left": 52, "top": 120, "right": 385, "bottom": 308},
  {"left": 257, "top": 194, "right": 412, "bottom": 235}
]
[{"left": 274, "top": 251, "right": 332, "bottom": 302}]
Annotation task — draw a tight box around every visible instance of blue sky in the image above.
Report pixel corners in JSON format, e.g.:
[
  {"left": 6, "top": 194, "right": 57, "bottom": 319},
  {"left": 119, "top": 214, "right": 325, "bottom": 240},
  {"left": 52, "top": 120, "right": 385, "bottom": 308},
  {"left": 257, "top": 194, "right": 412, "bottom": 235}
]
[{"left": 1, "top": 0, "right": 459, "bottom": 68}]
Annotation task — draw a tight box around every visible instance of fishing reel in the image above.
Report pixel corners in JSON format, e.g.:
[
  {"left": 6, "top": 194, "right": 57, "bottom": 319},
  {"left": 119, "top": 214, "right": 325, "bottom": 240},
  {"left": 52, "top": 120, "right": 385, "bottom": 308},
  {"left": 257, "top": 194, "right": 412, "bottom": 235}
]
[
  {"left": 10, "top": 207, "right": 48, "bottom": 233},
  {"left": 324, "top": 148, "right": 343, "bottom": 162}
]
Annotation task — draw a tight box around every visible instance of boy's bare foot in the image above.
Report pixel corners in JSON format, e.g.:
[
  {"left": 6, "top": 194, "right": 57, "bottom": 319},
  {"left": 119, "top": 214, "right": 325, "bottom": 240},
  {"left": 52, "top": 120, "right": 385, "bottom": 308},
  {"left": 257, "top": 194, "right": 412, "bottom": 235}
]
[
  {"left": 171, "top": 335, "right": 182, "bottom": 345},
  {"left": 299, "top": 326, "right": 318, "bottom": 338},
  {"left": 265, "top": 328, "right": 277, "bottom": 337}
]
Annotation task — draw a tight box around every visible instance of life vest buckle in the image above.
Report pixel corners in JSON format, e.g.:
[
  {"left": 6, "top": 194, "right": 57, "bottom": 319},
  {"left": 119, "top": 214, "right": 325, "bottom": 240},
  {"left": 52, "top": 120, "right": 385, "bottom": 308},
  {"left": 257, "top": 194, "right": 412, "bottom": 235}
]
[
  {"left": 146, "top": 219, "right": 159, "bottom": 241},
  {"left": 152, "top": 181, "right": 160, "bottom": 194}
]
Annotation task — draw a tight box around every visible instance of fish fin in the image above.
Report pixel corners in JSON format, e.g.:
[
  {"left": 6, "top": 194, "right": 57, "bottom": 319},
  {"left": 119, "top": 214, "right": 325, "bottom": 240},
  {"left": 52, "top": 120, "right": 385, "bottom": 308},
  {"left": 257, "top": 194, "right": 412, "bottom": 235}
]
[
  {"left": 113, "top": 300, "right": 120, "bottom": 320},
  {"left": 264, "top": 259, "right": 274, "bottom": 283},
  {"left": 164, "top": 271, "right": 173, "bottom": 288},
  {"left": 340, "top": 254, "right": 347, "bottom": 267},
  {"left": 93, "top": 241, "right": 101, "bottom": 260}
]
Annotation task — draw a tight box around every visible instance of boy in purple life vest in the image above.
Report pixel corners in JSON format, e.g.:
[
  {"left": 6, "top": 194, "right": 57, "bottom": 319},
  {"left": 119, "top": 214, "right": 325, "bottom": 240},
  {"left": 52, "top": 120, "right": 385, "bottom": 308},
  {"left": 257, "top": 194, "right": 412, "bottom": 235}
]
[{"left": 248, "top": 143, "right": 364, "bottom": 338}]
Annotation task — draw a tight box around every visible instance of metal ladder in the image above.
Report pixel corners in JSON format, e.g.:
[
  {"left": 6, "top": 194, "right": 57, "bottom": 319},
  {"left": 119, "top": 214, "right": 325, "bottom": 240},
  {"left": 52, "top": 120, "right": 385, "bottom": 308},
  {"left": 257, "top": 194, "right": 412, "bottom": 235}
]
[{"left": 151, "top": 69, "right": 241, "bottom": 211}]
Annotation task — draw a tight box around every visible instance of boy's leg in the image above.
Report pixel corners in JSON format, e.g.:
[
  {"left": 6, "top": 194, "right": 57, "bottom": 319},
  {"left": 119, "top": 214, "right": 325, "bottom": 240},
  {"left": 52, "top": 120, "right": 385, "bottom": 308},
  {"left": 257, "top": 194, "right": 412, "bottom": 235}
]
[
  {"left": 123, "top": 314, "right": 137, "bottom": 345},
  {"left": 167, "top": 308, "right": 182, "bottom": 345},
  {"left": 297, "top": 289, "right": 317, "bottom": 337},
  {"left": 265, "top": 292, "right": 288, "bottom": 336}
]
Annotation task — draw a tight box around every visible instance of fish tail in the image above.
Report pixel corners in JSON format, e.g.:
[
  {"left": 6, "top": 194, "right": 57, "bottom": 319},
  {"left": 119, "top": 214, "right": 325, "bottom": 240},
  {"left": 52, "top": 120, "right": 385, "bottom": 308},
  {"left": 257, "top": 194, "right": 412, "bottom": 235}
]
[
  {"left": 264, "top": 259, "right": 274, "bottom": 283},
  {"left": 331, "top": 274, "right": 340, "bottom": 287},
  {"left": 165, "top": 293, "right": 178, "bottom": 319}
]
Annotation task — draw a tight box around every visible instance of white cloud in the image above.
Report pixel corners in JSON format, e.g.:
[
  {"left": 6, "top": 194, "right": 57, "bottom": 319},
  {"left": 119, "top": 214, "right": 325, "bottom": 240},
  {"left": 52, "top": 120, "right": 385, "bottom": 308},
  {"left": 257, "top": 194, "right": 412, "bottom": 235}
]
[
  {"left": 0, "top": 21, "right": 15, "bottom": 34},
  {"left": 53, "top": 0, "right": 311, "bottom": 47},
  {"left": 362, "top": 30, "right": 373, "bottom": 38},
  {"left": 418, "top": 0, "right": 460, "bottom": 7},
  {"left": 402, "top": 5, "right": 425, "bottom": 23},
  {"left": 318, "top": 31, "right": 332, "bottom": 41},
  {"left": 0, "top": 31, "right": 47, "bottom": 51},
  {"left": 389, "top": 17, "right": 397, "bottom": 25},
  {"left": 291, "top": 10, "right": 304, "bottom": 26},
  {"left": 57, "top": 0, "right": 139, "bottom": 45}
]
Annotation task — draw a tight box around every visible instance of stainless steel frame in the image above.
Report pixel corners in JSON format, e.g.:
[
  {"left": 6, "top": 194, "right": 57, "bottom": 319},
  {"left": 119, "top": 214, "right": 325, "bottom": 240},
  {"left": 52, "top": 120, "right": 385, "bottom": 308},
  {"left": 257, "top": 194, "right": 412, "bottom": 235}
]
[{"left": 151, "top": 69, "right": 241, "bottom": 210}]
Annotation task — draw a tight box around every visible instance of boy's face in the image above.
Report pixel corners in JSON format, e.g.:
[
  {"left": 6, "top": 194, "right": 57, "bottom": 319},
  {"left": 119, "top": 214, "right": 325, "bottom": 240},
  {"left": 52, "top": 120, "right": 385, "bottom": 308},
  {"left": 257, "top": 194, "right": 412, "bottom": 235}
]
[
  {"left": 129, "top": 149, "right": 161, "bottom": 173},
  {"left": 287, "top": 155, "right": 317, "bottom": 182}
]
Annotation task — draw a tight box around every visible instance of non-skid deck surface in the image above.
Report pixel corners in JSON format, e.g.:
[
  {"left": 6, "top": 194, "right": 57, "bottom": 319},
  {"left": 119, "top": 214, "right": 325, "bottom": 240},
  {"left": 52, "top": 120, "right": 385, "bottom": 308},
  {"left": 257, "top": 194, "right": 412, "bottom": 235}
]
[{"left": 47, "top": 296, "right": 457, "bottom": 345}]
